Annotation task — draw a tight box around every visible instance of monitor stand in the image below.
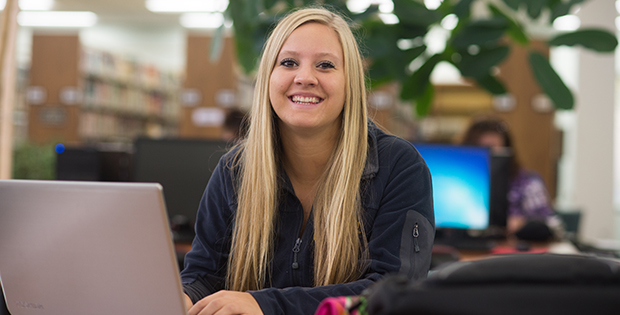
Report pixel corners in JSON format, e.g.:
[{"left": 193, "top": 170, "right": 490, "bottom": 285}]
[{"left": 434, "top": 228, "right": 496, "bottom": 251}]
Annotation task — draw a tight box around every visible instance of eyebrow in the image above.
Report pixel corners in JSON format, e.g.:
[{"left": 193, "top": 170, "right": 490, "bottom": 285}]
[{"left": 277, "top": 50, "right": 342, "bottom": 61}]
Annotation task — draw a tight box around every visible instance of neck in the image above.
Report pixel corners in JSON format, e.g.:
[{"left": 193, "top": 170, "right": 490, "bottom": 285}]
[{"left": 279, "top": 123, "right": 340, "bottom": 184}]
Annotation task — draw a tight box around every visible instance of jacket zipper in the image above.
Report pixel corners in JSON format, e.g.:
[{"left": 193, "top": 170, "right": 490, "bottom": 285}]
[
  {"left": 413, "top": 223, "right": 420, "bottom": 253},
  {"left": 292, "top": 238, "right": 302, "bottom": 270}
]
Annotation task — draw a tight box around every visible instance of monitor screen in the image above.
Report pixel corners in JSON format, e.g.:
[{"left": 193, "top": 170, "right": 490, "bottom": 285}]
[
  {"left": 414, "top": 143, "right": 491, "bottom": 230},
  {"left": 133, "top": 138, "right": 231, "bottom": 229}
]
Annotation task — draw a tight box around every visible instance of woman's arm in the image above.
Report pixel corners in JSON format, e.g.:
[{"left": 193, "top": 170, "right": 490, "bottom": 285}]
[{"left": 180, "top": 152, "right": 237, "bottom": 304}]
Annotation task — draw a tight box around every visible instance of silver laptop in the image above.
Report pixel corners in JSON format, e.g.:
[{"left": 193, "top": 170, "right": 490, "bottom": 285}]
[{"left": 0, "top": 180, "right": 187, "bottom": 315}]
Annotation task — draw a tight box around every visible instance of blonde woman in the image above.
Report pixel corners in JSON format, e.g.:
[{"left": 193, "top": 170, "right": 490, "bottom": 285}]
[{"left": 181, "top": 7, "right": 434, "bottom": 315}]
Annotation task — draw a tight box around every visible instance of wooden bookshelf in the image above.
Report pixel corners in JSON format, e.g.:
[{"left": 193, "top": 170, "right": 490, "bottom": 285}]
[
  {"left": 27, "top": 34, "right": 181, "bottom": 145},
  {"left": 179, "top": 35, "right": 237, "bottom": 139}
]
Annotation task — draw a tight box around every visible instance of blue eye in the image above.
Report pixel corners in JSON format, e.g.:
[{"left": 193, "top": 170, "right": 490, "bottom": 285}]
[{"left": 280, "top": 58, "right": 297, "bottom": 67}]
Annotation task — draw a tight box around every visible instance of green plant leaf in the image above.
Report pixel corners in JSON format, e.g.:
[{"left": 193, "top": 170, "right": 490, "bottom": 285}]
[
  {"left": 228, "top": 0, "right": 263, "bottom": 74},
  {"left": 368, "top": 44, "right": 426, "bottom": 89},
  {"left": 395, "top": 24, "right": 428, "bottom": 40},
  {"left": 364, "top": 23, "right": 399, "bottom": 59},
  {"left": 351, "top": 4, "right": 380, "bottom": 22},
  {"left": 454, "top": 0, "right": 474, "bottom": 18},
  {"left": 404, "top": 45, "right": 427, "bottom": 63},
  {"left": 502, "top": 0, "right": 520, "bottom": 10},
  {"left": 368, "top": 58, "right": 396, "bottom": 89},
  {"left": 401, "top": 54, "right": 442, "bottom": 101},
  {"left": 489, "top": 4, "right": 529, "bottom": 45},
  {"left": 524, "top": 0, "right": 548, "bottom": 19},
  {"left": 415, "top": 83, "right": 435, "bottom": 117},
  {"left": 392, "top": 0, "right": 441, "bottom": 27},
  {"left": 263, "top": 0, "right": 279, "bottom": 10},
  {"left": 459, "top": 45, "right": 510, "bottom": 79},
  {"left": 550, "top": 0, "right": 585, "bottom": 22},
  {"left": 450, "top": 18, "right": 509, "bottom": 50},
  {"left": 529, "top": 51, "right": 574, "bottom": 110},
  {"left": 475, "top": 74, "right": 507, "bottom": 95},
  {"left": 549, "top": 29, "right": 619, "bottom": 53}
]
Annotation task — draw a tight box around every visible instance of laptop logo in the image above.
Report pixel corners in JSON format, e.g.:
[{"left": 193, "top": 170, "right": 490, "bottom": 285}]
[{"left": 16, "top": 301, "right": 44, "bottom": 310}]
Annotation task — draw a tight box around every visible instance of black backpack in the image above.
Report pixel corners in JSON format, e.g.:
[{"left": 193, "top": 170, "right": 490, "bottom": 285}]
[{"left": 366, "top": 254, "right": 620, "bottom": 315}]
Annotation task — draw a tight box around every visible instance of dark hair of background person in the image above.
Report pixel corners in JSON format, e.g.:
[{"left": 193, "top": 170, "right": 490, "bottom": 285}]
[
  {"left": 461, "top": 117, "right": 520, "bottom": 180},
  {"left": 222, "top": 108, "right": 248, "bottom": 141}
]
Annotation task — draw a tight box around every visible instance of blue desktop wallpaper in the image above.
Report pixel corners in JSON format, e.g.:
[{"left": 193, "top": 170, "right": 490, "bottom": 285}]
[{"left": 414, "top": 144, "right": 491, "bottom": 230}]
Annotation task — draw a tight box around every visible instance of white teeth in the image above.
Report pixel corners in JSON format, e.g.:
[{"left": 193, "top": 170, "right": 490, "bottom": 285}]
[{"left": 291, "top": 95, "right": 320, "bottom": 104}]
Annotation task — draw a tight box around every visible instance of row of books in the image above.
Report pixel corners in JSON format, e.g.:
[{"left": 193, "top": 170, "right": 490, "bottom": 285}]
[
  {"left": 80, "top": 47, "right": 182, "bottom": 92},
  {"left": 82, "top": 76, "right": 180, "bottom": 120},
  {"left": 78, "top": 112, "right": 177, "bottom": 142}
]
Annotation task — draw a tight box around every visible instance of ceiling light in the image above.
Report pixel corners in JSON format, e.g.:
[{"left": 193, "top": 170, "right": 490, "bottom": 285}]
[
  {"left": 20, "top": 0, "right": 54, "bottom": 10},
  {"left": 146, "top": 0, "right": 229, "bottom": 13},
  {"left": 425, "top": 0, "right": 442, "bottom": 10},
  {"left": 441, "top": 14, "right": 458, "bottom": 30},
  {"left": 553, "top": 15, "right": 581, "bottom": 31},
  {"left": 378, "top": 13, "right": 399, "bottom": 25},
  {"left": 17, "top": 11, "right": 97, "bottom": 27},
  {"left": 0, "top": 0, "right": 54, "bottom": 10},
  {"left": 346, "top": 0, "right": 371, "bottom": 13},
  {"left": 180, "top": 12, "right": 225, "bottom": 29}
]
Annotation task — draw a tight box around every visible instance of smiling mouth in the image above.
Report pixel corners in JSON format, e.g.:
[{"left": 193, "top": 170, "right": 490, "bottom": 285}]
[{"left": 290, "top": 95, "right": 322, "bottom": 105}]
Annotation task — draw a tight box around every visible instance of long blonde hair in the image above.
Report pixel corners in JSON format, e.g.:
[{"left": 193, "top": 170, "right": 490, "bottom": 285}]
[{"left": 227, "top": 7, "right": 369, "bottom": 291}]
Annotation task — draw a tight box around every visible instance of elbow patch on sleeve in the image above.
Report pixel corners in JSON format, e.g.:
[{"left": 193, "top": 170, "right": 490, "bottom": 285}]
[{"left": 398, "top": 210, "right": 435, "bottom": 281}]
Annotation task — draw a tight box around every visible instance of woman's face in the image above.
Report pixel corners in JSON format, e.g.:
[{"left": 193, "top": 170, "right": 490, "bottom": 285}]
[
  {"left": 478, "top": 132, "right": 505, "bottom": 153},
  {"left": 269, "top": 22, "right": 346, "bottom": 135}
]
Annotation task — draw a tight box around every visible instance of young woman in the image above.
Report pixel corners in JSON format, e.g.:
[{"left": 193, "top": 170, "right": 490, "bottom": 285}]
[
  {"left": 461, "top": 117, "right": 560, "bottom": 237},
  {"left": 180, "top": 8, "right": 434, "bottom": 315}
]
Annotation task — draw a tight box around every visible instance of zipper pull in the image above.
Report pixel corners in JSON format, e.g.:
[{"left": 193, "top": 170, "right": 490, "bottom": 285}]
[
  {"left": 292, "top": 238, "right": 302, "bottom": 270},
  {"left": 413, "top": 223, "right": 420, "bottom": 253}
]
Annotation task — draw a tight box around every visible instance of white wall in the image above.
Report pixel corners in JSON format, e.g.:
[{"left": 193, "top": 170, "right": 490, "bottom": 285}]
[{"left": 571, "top": 0, "right": 617, "bottom": 243}]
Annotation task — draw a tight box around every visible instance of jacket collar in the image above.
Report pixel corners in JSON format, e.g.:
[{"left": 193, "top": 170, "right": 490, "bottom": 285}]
[{"left": 362, "top": 120, "right": 380, "bottom": 180}]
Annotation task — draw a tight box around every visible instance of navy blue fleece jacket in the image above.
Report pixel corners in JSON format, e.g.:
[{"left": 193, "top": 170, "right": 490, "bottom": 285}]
[{"left": 181, "top": 123, "right": 435, "bottom": 315}]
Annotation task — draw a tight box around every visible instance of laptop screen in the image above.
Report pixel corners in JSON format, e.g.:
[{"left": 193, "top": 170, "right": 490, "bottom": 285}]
[{"left": 0, "top": 180, "right": 187, "bottom": 315}]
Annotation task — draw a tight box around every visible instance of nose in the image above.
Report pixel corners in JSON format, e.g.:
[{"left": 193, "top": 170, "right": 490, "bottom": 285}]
[{"left": 293, "top": 65, "right": 318, "bottom": 86}]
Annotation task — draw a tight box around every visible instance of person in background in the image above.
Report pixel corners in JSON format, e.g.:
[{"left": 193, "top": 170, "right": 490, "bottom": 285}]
[
  {"left": 180, "top": 7, "right": 434, "bottom": 315},
  {"left": 221, "top": 108, "right": 248, "bottom": 142},
  {"left": 461, "top": 117, "right": 561, "bottom": 239}
]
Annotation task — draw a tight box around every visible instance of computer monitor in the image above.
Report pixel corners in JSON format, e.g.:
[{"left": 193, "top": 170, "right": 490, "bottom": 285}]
[
  {"left": 56, "top": 145, "right": 133, "bottom": 182},
  {"left": 132, "top": 138, "right": 231, "bottom": 239},
  {"left": 489, "top": 150, "right": 513, "bottom": 229},
  {"left": 414, "top": 143, "right": 491, "bottom": 231},
  {"left": 56, "top": 147, "right": 101, "bottom": 181}
]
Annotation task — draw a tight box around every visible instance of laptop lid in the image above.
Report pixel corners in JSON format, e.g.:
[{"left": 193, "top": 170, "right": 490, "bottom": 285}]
[{"left": 0, "top": 180, "right": 187, "bottom": 315}]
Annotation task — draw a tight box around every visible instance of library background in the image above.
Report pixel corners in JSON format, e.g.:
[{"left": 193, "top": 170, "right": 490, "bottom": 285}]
[{"left": 0, "top": 1, "right": 619, "bottom": 249}]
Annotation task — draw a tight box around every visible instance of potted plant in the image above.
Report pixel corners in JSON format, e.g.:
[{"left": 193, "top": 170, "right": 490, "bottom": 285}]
[{"left": 215, "top": 0, "right": 617, "bottom": 116}]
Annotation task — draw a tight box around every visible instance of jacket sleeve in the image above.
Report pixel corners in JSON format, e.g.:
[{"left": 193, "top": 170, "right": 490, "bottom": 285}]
[
  {"left": 250, "top": 138, "right": 435, "bottom": 315},
  {"left": 180, "top": 155, "right": 236, "bottom": 303}
]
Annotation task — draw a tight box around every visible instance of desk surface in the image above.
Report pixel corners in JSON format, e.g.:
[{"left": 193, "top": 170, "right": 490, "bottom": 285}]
[{"left": 457, "top": 239, "right": 580, "bottom": 261}]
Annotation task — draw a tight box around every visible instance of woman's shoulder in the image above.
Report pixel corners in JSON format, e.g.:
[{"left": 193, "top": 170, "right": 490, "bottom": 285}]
[
  {"left": 212, "top": 143, "right": 244, "bottom": 180},
  {"left": 369, "top": 123, "right": 418, "bottom": 156},
  {"left": 367, "top": 123, "right": 425, "bottom": 175},
  {"left": 221, "top": 143, "right": 243, "bottom": 165},
  {"left": 514, "top": 168, "right": 545, "bottom": 183}
]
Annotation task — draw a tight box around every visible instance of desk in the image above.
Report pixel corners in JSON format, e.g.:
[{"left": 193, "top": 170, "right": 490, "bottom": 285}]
[{"left": 457, "top": 239, "right": 580, "bottom": 262}]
